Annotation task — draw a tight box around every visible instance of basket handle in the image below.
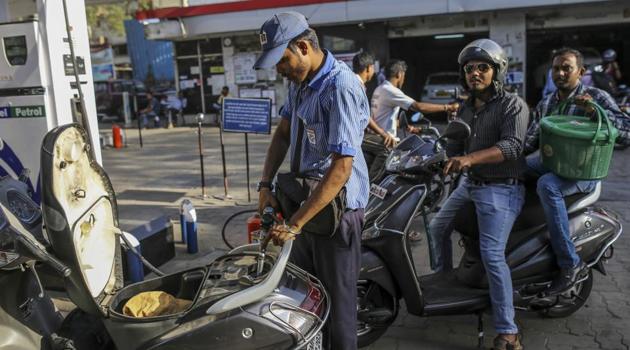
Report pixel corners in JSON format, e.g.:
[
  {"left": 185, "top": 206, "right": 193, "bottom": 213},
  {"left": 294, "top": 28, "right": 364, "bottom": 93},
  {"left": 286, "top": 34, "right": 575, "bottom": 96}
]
[
  {"left": 548, "top": 99, "right": 614, "bottom": 144},
  {"left": 588, "top": 101, "right": 615, "bottom": 144}
]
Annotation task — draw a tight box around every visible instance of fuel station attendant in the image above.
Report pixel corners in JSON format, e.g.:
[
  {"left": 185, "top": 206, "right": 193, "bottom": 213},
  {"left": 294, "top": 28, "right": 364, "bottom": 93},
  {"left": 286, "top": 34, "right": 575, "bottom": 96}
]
[{"left": 254, "top": 11, "right": 370, "bottom": 350}]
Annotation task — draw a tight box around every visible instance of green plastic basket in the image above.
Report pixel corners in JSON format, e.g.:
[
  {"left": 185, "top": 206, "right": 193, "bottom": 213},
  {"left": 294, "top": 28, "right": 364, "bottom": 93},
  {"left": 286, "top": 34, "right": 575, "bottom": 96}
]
[{"left": 540, "top": 101, "right": 618, "bottom": 180}]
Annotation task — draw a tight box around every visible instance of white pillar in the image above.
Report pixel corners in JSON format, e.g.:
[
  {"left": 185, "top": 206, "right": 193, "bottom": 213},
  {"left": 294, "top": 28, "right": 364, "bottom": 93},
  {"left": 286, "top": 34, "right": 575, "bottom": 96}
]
[
  {"left": 0, "top": 1, "right": 8, "bottom": 22},
  {"left": 222, "top": 37, "right": 237, "bottom": 96},
  {"left": 490, "top": 12, "right": 527, "bottom": 99}
]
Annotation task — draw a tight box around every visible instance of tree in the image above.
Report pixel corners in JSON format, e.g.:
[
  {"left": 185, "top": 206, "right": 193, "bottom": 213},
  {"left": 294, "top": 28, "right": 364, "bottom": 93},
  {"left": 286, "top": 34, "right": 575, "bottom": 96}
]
[{"left": 85, "top": 2, "right": 134, "bottom": 38}]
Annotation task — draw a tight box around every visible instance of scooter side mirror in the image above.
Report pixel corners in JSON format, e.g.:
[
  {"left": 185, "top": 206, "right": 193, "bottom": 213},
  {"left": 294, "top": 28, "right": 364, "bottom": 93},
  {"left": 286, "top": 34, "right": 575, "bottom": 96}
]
[
  {"left": 434, "top": 120, "right": 471, "bottom": 152},
  {"left": 441, "top": 120, "right": 471, "bottom": 141}
]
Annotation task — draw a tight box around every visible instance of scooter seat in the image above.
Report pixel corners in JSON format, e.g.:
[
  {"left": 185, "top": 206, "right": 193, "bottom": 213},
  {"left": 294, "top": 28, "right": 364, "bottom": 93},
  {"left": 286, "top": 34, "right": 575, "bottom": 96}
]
[{"left": 453, "top": 182, "right": 591, "bottom": 239}]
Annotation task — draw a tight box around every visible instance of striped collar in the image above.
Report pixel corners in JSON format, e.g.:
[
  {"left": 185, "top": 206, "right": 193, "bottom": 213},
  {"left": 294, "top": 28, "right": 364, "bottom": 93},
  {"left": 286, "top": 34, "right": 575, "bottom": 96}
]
[
  {"left": 550, "top": 83, "right": 585, "bottom": 103},
  {"left": 307, "top": 50, "right": 335, "bottom": 90}
]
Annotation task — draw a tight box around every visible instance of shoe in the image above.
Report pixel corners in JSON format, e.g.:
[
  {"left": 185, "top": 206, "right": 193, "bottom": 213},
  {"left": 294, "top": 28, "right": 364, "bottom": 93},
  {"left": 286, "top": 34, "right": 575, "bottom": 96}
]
[
  {"left": 547, "top": 261, "right": 587, "bottom": 295},
  {"left": 492, "top": 334, "right": 523, "bottom": 350}
]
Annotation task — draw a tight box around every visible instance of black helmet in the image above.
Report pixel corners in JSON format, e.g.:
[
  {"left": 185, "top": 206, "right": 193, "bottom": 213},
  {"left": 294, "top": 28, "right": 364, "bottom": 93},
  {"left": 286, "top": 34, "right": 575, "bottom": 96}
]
[
  {"left": 458, "top": 39, "right": 508, "bottom": 91},
  {"left": 602, "top": 49, "right": 617, "bottom": 63}
]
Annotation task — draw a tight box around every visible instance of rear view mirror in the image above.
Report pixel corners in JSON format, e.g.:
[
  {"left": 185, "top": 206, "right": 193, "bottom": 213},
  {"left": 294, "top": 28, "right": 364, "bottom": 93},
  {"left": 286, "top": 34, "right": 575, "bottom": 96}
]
[{"left": 441, "top": 120, "right": 471, "bottom": 141}]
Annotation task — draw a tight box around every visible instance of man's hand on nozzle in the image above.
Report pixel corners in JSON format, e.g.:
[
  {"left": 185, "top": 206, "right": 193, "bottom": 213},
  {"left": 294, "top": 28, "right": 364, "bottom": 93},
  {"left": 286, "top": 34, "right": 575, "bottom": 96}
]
[
  {"left": 258, "top": 188, "right": 280, "bottom": 215},
  {"left": 270, "top": 221, "right": 302, "bottom": 245}
]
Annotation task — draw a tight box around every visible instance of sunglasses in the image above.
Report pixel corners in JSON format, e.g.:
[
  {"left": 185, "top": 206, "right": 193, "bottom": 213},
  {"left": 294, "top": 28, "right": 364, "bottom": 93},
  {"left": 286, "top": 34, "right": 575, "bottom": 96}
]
[{"left": 464, "top": 63, "right": 491, "bottom": 74}]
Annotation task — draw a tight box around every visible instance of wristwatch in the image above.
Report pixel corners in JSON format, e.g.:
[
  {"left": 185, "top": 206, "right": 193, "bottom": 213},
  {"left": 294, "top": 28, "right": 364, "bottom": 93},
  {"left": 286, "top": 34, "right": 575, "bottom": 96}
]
[{"left": 256, "top": 181, "right": 274, "bottom": 192}]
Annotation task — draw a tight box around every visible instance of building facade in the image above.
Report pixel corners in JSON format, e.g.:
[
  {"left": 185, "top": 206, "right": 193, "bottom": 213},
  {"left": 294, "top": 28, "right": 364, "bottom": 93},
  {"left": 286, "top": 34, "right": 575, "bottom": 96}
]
[{"left": 138, "top": 0, "right": 630, "bottom": 109}]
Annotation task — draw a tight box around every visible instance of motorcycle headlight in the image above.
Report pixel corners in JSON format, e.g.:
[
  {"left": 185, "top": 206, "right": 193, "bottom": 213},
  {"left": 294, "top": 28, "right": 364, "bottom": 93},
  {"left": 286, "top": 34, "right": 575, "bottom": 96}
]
[
  {"left": 385, "top": 150, "right": 407, "bottom": 172},
  {"left": 403, "top": 154, "right": 425, "bottom": 170}
]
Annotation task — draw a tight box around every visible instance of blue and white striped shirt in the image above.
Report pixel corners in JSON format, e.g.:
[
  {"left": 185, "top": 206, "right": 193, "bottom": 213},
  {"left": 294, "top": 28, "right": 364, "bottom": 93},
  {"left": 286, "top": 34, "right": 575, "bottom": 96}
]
[{"left": 279, "top": 50, "right": 370, "bottom": 209}]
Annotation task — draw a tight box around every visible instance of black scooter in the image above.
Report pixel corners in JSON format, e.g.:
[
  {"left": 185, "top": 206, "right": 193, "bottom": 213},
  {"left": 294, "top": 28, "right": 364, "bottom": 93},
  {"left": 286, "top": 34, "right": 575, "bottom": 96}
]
[
  {"left": 0, "top": 124, "right": 328, "bottom": 350},
  {"left": 356, "top": 120, "right": 622, "bottom": 347}
]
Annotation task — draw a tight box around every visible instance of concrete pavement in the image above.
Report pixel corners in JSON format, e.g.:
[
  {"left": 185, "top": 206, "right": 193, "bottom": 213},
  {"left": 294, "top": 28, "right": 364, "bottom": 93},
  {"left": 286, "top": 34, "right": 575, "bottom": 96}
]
[{"left": 101, "top": 124, "right": 630, "bottom": 349}]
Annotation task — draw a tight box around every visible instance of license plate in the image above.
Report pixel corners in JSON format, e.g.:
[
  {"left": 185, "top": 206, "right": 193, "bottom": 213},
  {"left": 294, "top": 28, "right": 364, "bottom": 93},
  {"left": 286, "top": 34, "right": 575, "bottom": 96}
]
[
  {"left": 370, "top": 183, "right": 388, "bottom": 200},
  {"left": 435, "top": 90, "right": 451, "bottom": 97},
  {"left": 306, "top": 331, "right": 323, "bottom": 350}
]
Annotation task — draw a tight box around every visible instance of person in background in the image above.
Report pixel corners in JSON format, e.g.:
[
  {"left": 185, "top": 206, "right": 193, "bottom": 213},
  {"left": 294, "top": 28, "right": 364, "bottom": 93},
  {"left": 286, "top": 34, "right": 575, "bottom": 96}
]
[
  {"left": 542, "top": 68, "right": 557, "bottom": 98},
  {"left": 139, "top": 91, "right": 161, "bottom": 128},
  {"left": 368, "top": 59, "right": 459, "bottom": 182},
  {"left": 212, "top": 86, "right": 230, "bottom": 113},
  {"left": 167, "top": 91, "right": 187, "bottom": 126},
  {"left": 353, "top": 51, "right": 398, "bottom": 184},
  {"left": 602, "top": 49, "right": 622, "bottom": 82}
]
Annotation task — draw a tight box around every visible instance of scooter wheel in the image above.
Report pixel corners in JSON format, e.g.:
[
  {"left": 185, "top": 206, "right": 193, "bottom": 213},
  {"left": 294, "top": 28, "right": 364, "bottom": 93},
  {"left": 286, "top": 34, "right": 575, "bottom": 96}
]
[
  {"left": 356, "top": 280, "right": 398, "bottom": 348},
  {"left": 538, "top": 269, "right": 593, "bottom": 318}
]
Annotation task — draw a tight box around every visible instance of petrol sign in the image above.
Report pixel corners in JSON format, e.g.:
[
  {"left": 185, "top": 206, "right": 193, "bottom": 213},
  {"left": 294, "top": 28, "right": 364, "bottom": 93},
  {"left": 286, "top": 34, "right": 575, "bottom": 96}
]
[{"left": 0, "top": 106, "right": 46, "bottom": 118}]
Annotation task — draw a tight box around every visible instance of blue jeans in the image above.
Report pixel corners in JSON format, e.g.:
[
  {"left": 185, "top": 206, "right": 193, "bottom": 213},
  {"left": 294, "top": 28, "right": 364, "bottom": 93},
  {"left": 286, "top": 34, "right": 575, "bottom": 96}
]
[
  {"left": 526, "top": 153, "right": 598, "bottom": 269},
  {"left": 427, "top": 178, "right": 524, "bottom": 334}
]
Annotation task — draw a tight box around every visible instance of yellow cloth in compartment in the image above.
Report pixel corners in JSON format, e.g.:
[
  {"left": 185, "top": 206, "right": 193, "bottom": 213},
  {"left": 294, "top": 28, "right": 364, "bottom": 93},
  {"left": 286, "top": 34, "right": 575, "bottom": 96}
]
[{"left": 123, "top": 291, "right": 192, "bottom": 318}]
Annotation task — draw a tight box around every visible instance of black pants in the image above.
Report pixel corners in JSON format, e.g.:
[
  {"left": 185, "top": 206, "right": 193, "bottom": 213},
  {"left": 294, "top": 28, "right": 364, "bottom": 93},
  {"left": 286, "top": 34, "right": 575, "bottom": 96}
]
[
  {"left": 361, "top": 133, "right": 389, "bottom": 183},
  {"left": 290, "top": 209, "right": 364, "bottom": 350}
]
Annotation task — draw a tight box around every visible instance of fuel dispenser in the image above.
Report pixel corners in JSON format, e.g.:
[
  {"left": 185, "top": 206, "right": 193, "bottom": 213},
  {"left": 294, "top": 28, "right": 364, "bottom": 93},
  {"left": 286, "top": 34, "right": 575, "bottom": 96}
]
[{"left": 0, "top": 0, "right": 100, "bottom": 202}]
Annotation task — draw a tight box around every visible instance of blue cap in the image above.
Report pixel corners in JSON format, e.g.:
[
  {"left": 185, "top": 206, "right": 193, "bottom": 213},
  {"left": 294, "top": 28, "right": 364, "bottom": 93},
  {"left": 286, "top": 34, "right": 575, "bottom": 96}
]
[{"left": 253, "top": 11, "right": 309, "bottom": 70}]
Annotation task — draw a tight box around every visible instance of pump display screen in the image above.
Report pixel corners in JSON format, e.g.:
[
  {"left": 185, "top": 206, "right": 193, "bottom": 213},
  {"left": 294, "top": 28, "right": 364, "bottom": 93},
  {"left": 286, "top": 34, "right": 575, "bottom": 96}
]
[{"left": 3, "top": 36, "right": 27, "bottom": 66}]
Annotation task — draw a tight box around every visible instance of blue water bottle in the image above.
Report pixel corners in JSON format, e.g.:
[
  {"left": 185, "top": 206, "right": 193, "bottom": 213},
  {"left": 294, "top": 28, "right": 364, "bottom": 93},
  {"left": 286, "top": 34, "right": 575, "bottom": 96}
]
[
  {"left": 122, "top": 231, "right": 144, "bottom": 283},
  {"left": 181, "top": 200, "right": 198, "bottom": 254}
]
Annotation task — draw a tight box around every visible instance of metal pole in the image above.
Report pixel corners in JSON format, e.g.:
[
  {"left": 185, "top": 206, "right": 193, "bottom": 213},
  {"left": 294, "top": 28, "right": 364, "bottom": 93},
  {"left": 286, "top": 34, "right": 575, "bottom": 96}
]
[
  {"left": 197, "top": 41, "right": 206, "bottom": 115},
  {"left": 220, "top": 125, "right": 229, "bottom": 197},
  {"left": 134, "top": 94, "right": 143, "bottom": 148},
  {"left": 213, "top": 104, "right": 232, "bottom": 201},
  {"left": 137, "top": 113, "right": 144, "bottom": 148},
  {"left": 245, "top": 133, "right": 251, "bottom": 202},
  {"left": 197, "top": 114, "right": 206, "bottom": 197}
]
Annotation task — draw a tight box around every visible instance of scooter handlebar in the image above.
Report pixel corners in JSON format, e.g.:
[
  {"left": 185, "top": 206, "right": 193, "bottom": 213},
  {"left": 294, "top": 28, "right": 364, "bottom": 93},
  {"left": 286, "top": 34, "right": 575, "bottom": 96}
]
[
  {"left": 14, "top": 235, "right": 72, "bottom": 277},
  {"left": 42, "top": 253, "right": 72, "bottom": 277}
]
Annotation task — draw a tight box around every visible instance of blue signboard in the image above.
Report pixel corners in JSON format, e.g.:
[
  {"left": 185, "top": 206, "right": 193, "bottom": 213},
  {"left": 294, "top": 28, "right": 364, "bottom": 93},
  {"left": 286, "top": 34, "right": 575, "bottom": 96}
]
[{"left": 222, "top": 98, "right": 271, "bottom": 134}]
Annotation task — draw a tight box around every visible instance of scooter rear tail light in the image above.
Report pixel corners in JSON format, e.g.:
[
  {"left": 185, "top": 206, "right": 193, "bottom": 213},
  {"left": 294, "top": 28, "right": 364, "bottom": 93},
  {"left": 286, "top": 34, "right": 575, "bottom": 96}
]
[{"left": 300, "top": 282, "right": 324, "bottom": 316}]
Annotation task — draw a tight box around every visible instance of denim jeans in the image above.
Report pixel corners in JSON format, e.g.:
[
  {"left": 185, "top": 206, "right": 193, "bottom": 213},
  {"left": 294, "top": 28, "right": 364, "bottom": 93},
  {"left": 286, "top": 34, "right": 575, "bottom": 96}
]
[
  {"left": 427, "top": 177, "right": 524, "bottom": 334},
  {"left": 526, "top": 153, "right": 598, "bottom": 269}
]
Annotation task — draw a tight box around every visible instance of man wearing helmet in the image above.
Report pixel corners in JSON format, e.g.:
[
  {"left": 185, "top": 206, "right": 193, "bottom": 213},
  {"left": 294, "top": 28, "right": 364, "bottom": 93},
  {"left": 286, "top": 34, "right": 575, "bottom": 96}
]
[
  {"left": 426, "top": 39, "right": 529, "bottom": 350},
  {"left": 602, "top": 49, "right": 622, "bottom": 82}
]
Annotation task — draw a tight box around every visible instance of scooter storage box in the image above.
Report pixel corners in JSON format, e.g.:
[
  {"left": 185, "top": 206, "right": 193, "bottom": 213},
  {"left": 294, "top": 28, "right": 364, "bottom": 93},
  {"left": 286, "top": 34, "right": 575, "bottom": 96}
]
[{"left": 39, "top": 125, "right": 327, "bottom": 350}]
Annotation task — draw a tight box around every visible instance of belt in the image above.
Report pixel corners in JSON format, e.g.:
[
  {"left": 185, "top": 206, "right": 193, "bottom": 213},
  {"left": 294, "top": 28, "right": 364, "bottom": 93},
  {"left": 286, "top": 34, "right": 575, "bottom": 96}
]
[{"left": 469, "top": 177, "right": 521, "bottom": 186}]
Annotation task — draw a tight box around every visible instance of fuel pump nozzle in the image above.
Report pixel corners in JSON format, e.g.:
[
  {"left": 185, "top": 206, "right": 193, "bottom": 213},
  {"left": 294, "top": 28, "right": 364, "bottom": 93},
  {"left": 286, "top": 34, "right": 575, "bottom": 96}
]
[{"left": 257, "top": 207, "right": 278, "bottom": 276}]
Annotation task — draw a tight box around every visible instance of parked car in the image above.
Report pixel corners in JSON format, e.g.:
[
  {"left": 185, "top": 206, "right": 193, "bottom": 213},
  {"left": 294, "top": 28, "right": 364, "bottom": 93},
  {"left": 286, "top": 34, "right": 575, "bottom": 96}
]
[
  {"left": 420, "top": 72, "right": 460, "bottom": 105},
  {"left": 94, "top": 79, "right": 148, "bottom": 121}
]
